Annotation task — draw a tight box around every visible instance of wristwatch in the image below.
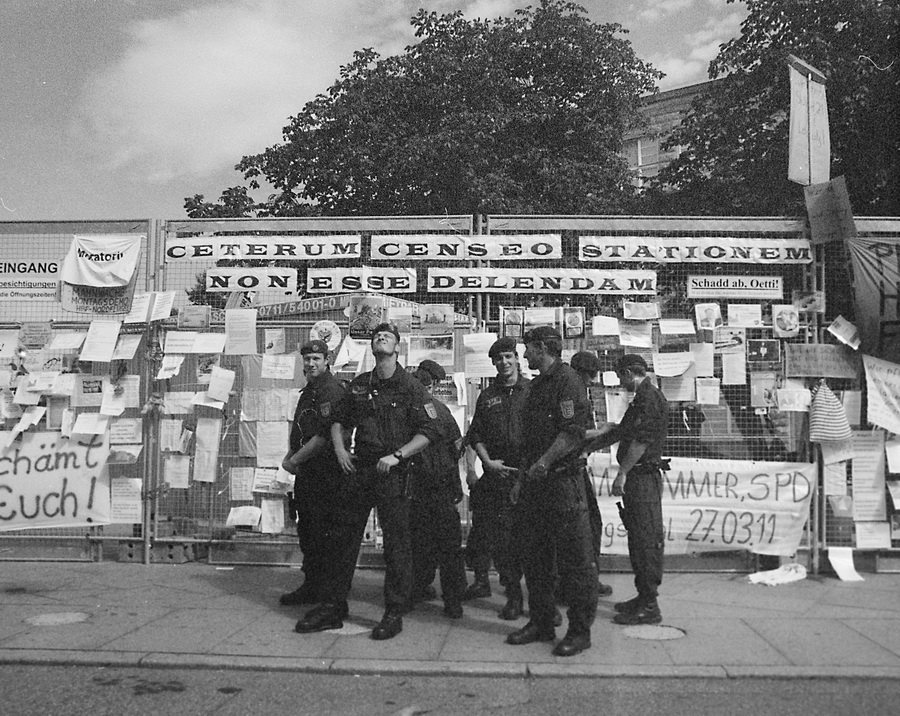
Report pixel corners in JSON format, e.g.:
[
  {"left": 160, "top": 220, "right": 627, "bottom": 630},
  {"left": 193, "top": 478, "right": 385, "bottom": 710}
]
[{"left": 392, "top": 450, "right": 404, "bottom": 461}]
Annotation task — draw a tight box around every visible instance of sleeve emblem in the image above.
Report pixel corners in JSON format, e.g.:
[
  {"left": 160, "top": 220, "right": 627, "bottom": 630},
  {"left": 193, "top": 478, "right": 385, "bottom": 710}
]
[
  {"left": 425, "top": 402, "right": 438, "bottom": 419},
  {"left": 319, "top": 402, "right": 331, "bottom": 417},
  {"left": 560, "top": 399, "right": 575, "bottom": 419}
]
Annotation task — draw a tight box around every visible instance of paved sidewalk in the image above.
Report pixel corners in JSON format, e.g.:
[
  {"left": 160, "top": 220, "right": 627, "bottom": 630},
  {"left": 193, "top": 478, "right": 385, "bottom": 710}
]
[{"left": 1, "top": 561, "right": 899, "bottom": 679}]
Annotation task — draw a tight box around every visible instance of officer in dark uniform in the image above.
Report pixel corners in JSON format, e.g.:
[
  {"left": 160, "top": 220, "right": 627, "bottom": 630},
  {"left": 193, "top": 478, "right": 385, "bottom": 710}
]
[
  {"left": 506, "top": 326, "right": 598, "bottom": 657},
  {"left": 294, "top": 322, "right": 440, "bottom": 640},
  {"left": 592, "top": 354, "right": 669, "bottom": 625},
  {"left": 279, "top": 339, "right": 346, "bottom": 608},
  {"left": 570, "top": 350, "right": 615, "bottom": 599},
  {"left": 408, "top": 360, "right": 467, "bottom": 619},
  {"left": 464, "top": 336, "right": 528, "bottom": 620}
]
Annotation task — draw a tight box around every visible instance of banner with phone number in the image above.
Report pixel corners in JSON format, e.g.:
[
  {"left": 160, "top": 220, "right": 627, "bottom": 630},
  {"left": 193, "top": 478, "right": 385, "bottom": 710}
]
[{"left": 587, "top": 455, "right": 815, "bottom": 556}]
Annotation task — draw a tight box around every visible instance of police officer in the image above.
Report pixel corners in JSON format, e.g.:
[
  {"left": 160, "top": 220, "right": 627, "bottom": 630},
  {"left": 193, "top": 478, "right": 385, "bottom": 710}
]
[
  {"left": 570, "top": 350, "right": 615, "bottom": 599},
  {"left": 280, "top": 339, "right": 346, "bottom": 608},
  {"left": 593, "top": 354, "right": 669, "bottom": 625},
  {"left": 506, "top": 326, "right": 598, "bottom": 657},
  {"left": 464, "top": 336, "right": 527, "bottom": 620},
  {"left": 294, "top": 322, "right": 440, "bottom": 640},
  {"left": 408, "top": 360, "right": 467, "bottom": 619}
]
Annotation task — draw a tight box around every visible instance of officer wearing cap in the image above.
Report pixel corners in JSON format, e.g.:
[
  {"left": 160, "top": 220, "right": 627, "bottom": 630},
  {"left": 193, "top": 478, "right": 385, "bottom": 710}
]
[
  {"left": 408, "top": 360, "right": 467, "bottom": 619},
  {"left": 280, "top": 338, "right": 346, "bottom": 611},
  {"left": 570, "top": 350, "right": 614, "bottom": 600},
  {"left": 295, "top": 322, "right": 440, "bottom": 641},
  {"left": 464, "top": 336, "right": 528, "bottom": 620},
  {"left": 506, "top": 326, "right": 598, "bottom": 657},
  {"left": 591, "top": 353, "right": 668, "bottom": 625}
]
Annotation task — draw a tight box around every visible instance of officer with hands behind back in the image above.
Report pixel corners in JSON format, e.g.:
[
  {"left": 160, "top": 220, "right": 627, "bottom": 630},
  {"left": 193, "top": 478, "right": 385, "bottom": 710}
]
[{"left": 279, "top": 339, "right": 346, "bottom": 609}]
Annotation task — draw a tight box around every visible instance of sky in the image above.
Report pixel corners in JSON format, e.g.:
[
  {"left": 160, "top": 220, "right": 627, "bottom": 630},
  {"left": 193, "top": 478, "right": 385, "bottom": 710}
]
[{"left": 0, "top": 0, "right": 746, "bottom": 222}]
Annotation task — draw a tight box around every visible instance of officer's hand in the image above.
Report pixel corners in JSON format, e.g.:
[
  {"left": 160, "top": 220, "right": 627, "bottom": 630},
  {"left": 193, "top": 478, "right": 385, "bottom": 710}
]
[
  {"left": 336, "top": 449, "right": 357, "bottom": 475},
  {"left": 377, "top": 454, "right": 399, "bottom": 475},
  {"left": 611, "top": 472, "right": 626, "bottom": 497},
  {"left": 509, "top": 479, "right": 522, "bottom": 505},
  {"left": 466, "top": 469, "right": 479, "bottom": 487},
  {"left": 484, "top": 458, "right": 505, "bottom": 474},
  {"left": 527, "top": 461, "right": 548, "bottom": 483}
]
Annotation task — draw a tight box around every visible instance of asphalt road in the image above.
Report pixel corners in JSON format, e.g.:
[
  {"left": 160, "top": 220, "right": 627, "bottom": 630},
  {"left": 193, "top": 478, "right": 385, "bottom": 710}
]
[{"left": 2, "top": 665, "right": 898, "bottom": 716}]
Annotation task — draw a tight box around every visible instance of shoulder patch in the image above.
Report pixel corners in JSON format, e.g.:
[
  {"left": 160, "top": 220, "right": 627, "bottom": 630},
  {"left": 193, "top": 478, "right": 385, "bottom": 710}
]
[
  {"left": 560, "top": 399, "right": 575, "bottom": 419},
  {"left": 424, "top": 402, "right": 438, "bottom": 419},
  {"left": 351, "top": 384, "right": 368, "bottom": 395},
  {"left": 486, "top": 396, "right": 502, "bottom": 409},
  {"left": 319, "top": 402, "right": 331, "bottom": 417}
]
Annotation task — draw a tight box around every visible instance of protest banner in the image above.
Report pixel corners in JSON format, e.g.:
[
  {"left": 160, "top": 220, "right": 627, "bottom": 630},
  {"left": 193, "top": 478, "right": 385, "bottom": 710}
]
[
  {"left": 370, "top": 234, "right": 562, "bottom": 260},
  {"left": 579, "top": 236, "right": 811, "bottom": 264},
  {"left": 863, "top": 355, "right": 900, "bottom": 435},
  {"left": 427, "top": 268, "right": 656, "bottom": 294},
  {"left": 0, "top": 431, "right": 111, "bottom": 531},
  {"left": 587, "top": 455, "right": 815, "bottom": 556}
]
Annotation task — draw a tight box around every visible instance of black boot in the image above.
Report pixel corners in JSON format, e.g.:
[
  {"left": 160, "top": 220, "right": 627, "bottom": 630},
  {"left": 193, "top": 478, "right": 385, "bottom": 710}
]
[{"left": 462, "top": 574, "right": 491, "bottom": 600}]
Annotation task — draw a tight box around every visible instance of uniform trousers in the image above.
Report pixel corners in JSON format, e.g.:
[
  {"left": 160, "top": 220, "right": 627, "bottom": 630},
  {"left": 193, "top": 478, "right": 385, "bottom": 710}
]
[
  {"left": 410, "top": 494, "right": 467, "bottom": 605},
  {"left": 467, "top": 477, "right": 523, "bottom": 597},
  {"left": 518, "top": 469, "right": 598, "bottom": 636},
  {"left": 317, "top": 462, "right": 413, "bottom": 612},
  {"left": 622, "top": 467, "right": 665, "bottom": 602},
  {"left": 293, "top": 474, "right": 338, "bottom": 593}
]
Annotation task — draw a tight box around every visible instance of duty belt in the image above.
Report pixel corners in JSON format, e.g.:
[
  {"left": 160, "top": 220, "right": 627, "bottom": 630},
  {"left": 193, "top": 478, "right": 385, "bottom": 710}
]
[{"left": 632, "top": 458, "right": 670, "bottom": 472}]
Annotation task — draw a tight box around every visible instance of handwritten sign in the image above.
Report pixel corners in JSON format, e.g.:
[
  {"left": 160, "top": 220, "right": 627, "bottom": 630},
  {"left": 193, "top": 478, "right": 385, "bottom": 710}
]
[
  {"left": 587, "top": 455, "right": 815, "bottom": 556},
  {"left": 785, "top": 343, "right": 860, "bottom": 378},
  {"left": 0, "top": 432, "right": 110, "bottom": 531},
  {"left": 804, "top": 176, "right": 857, "bottom": 245}
]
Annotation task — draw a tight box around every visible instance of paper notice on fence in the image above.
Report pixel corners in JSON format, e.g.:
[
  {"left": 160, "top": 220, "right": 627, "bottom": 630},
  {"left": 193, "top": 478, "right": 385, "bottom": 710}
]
[
  {"left": 193, "top": 333, "right": 227, "bottom": 354},
  {"left": 260, "top": 498, "right": 286, "bottom": 534},
  {"left": 651, "top": 352, "right": 694, "bottom": 377},
  {"left": 164, "top": 455, "right": 191, "bottom": 488},
  {"left": 618, "top": 321, "right": 652, "bottom": 348},
  {"left": 230, "top": 467, "right": 254, "bottom": 501},
  {"left": 855, "top": 522, "right": 891, "bottom": 549},
  {"left": 12, "top": 406, "right": 46, "bottom": 438},
  {"left": 252, "top": 467, "right": 281, "bottom": 493},
  {"left": 886, "top": 439, "right": 900, "bottom": 474},
  {"left": 80, "top": 321, "right": 121, "bottom": 362},
  {"left": 191, "top": 391, "right": 225, "bottom": 411},
  {"left": 623, "top": 301, "right": 659, "bottom": 320},
  {"left": 727, "top": 304, "right": 763, "bottom": 327},
  {"left": 256, "top": 421, "right": 288, "bottom": 466},
  {"left": 689, "top": 343, "right": 714, "bottom": 377},
  {"left": 46, "top": 332, "right": 87, "bottom": 351},
  {"left": 823, "top": 462, "right": 848, "bottom": 496},
  {"left": 100, "top": 381, "right": 127, "bottom": 416},
  {"left": 721, "top": 353, "right": 747, "bottom": 385},
  {"left": 658, "top": 319, "right": 695, "bottom": 336},
  {"left": 226, "top": 505, "right": 261, "bottom": 528},
  {"left": 112, "top": 334, "right": 142, "bottom": 360},
  {"left": 696, "top": 378, "right": 721, "bottom": 405},
  {"left": 660, "top": 364, "right": 696, "bottom": 402},
  {"left": 192, "top": 417, "right": 222, "bottom": 483},
  {"left": 828, "top": 547, "right": 864, "bottom": 582},
  {"left": 261, "top": 354, "right": 296, "bottom": 380},
  {"left": 110, "top": 478, "right": 143, "bottom": 523},
  {"left": 592, "top": 316, "right": 619, "bottom": 336},
  {"left": 206, "top": 366, "right": 236, "bottom": 403},
  {"left": 157, "top": 355, "right": 185, "bottom": 380},
  {"left": 264, "top": 328, "right": 285, "bottom": 355},
  {"left": 150, "top": 291, "right": 177, "bottom": 322},
  {"left": 164, "top": 331, "right": 197, "bottom": 354},
  {"left": 463, "top": 333, "right": 497, "bottom": 378},
  {"left": 71, "top": 412, "right": 110, "bottom": 435},
  {"left": 224, "top": 309, "right": 258, "bottom": 355},
  {"left": 110, "top": 417, "right": 143, "bottom": 444},
  {"left": 163, "top": 391, "right": 193, "bottom": 414},
  {"left": 827, "top": 315, "right": 861, "bottom": 350},
  {"left": 820, "top": 439, "right": 854, "bottom": 465},
  {"left": 124, "top": 293, "right": 153, "bottom": 323},
  {"left": 863, "top": 355, "right": 900, "bottom": 435}
]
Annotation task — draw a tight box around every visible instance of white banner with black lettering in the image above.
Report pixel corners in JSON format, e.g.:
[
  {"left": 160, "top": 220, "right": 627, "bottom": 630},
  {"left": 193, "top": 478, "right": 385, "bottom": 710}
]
[
  {"left": 166, "top": 235, "right": 362, "bottom": 262},
  {"left": 0, "top": 432, "right": 111, "bottom": 532},
  {"left": 60, "top": 234, "right": 144, "bottom": 287},
  {"left": 370, "top": 234, "right": 561, "bottom": 260},
  {"left": 588, "top": 455, "right": 815, "bottom": 556},
  {"left": 307, "top": 267, "right": 417, "bottom": 294},
  {"left": 206, "top": 268, "right": 298, "bottom": 293},
  {"left": 427, "top": 268, "right": 656, "bottom": 294},
  {"left": 579, "top": 236, "right": 812, "bottom": 264}
]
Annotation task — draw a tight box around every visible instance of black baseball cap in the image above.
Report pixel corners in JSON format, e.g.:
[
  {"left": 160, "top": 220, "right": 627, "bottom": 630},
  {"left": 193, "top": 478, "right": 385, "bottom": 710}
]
[
  {"left": 370, "top": 322, "right": 401, "bottom": 342},
  {"left": 571, "top": 350, "right": 601, "bottom": 374},
  {"left": 417, "top": 359, "right": 446, "bottom": 382},
  {"left": 522, "top": 325, "right": 561, "bottom": 344},
  {"left": 615, "top": 353, "right": 649, "bottom": 372}
]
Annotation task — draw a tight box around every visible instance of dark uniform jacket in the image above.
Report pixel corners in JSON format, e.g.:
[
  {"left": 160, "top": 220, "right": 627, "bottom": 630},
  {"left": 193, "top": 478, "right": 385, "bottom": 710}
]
[
  {"left": 335, "top": 365, "right": 441, "bottom": 462},
  {"left": 466, "top": 374, "right": 529, "bottom": 470},
  {"left": 521, "top": 359, "right": 591, "bottom": 470},
  {"left": 604, "top": 378, "right": 669, "bottom": 468},
  {"left": 288, "top": 370, "right": 345, "bottom": 481},
  {"left": 409, "top": 398, "right": 463, "bottom": 503}
]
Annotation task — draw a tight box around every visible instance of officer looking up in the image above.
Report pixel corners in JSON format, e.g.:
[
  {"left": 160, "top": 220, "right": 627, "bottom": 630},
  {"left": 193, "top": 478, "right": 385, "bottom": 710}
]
[
  {"left": 589, "top": 354, "right": 669, "bottom": 625},
  {"left": 293, "top": 323, "right": 440, "bottom": 641},
  {"left": 408, "top": 360, "right": 467, "bottom": 619},
  {"left": 464, "top": 336, "right": 528, "bottom": 620},
  {"left": 280, "top": 339, "right": 346, "bottom": 609},
  {"left": 506, "top": 326, "right": 598, "bottom": 657}
]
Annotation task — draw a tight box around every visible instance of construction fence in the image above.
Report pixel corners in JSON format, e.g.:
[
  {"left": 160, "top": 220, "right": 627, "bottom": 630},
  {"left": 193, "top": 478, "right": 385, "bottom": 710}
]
[{"left": 0, "top": 214, "right": 898, "bottom": 574}]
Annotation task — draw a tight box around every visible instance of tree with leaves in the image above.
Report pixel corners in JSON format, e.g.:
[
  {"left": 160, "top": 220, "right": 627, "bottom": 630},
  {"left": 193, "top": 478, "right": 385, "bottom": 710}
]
[
  {"left": 645, "top": 0, "right": 899, "bottom": 217},
  {"left": 217, "top": 0, "right": 660, "bottom": 217}
]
